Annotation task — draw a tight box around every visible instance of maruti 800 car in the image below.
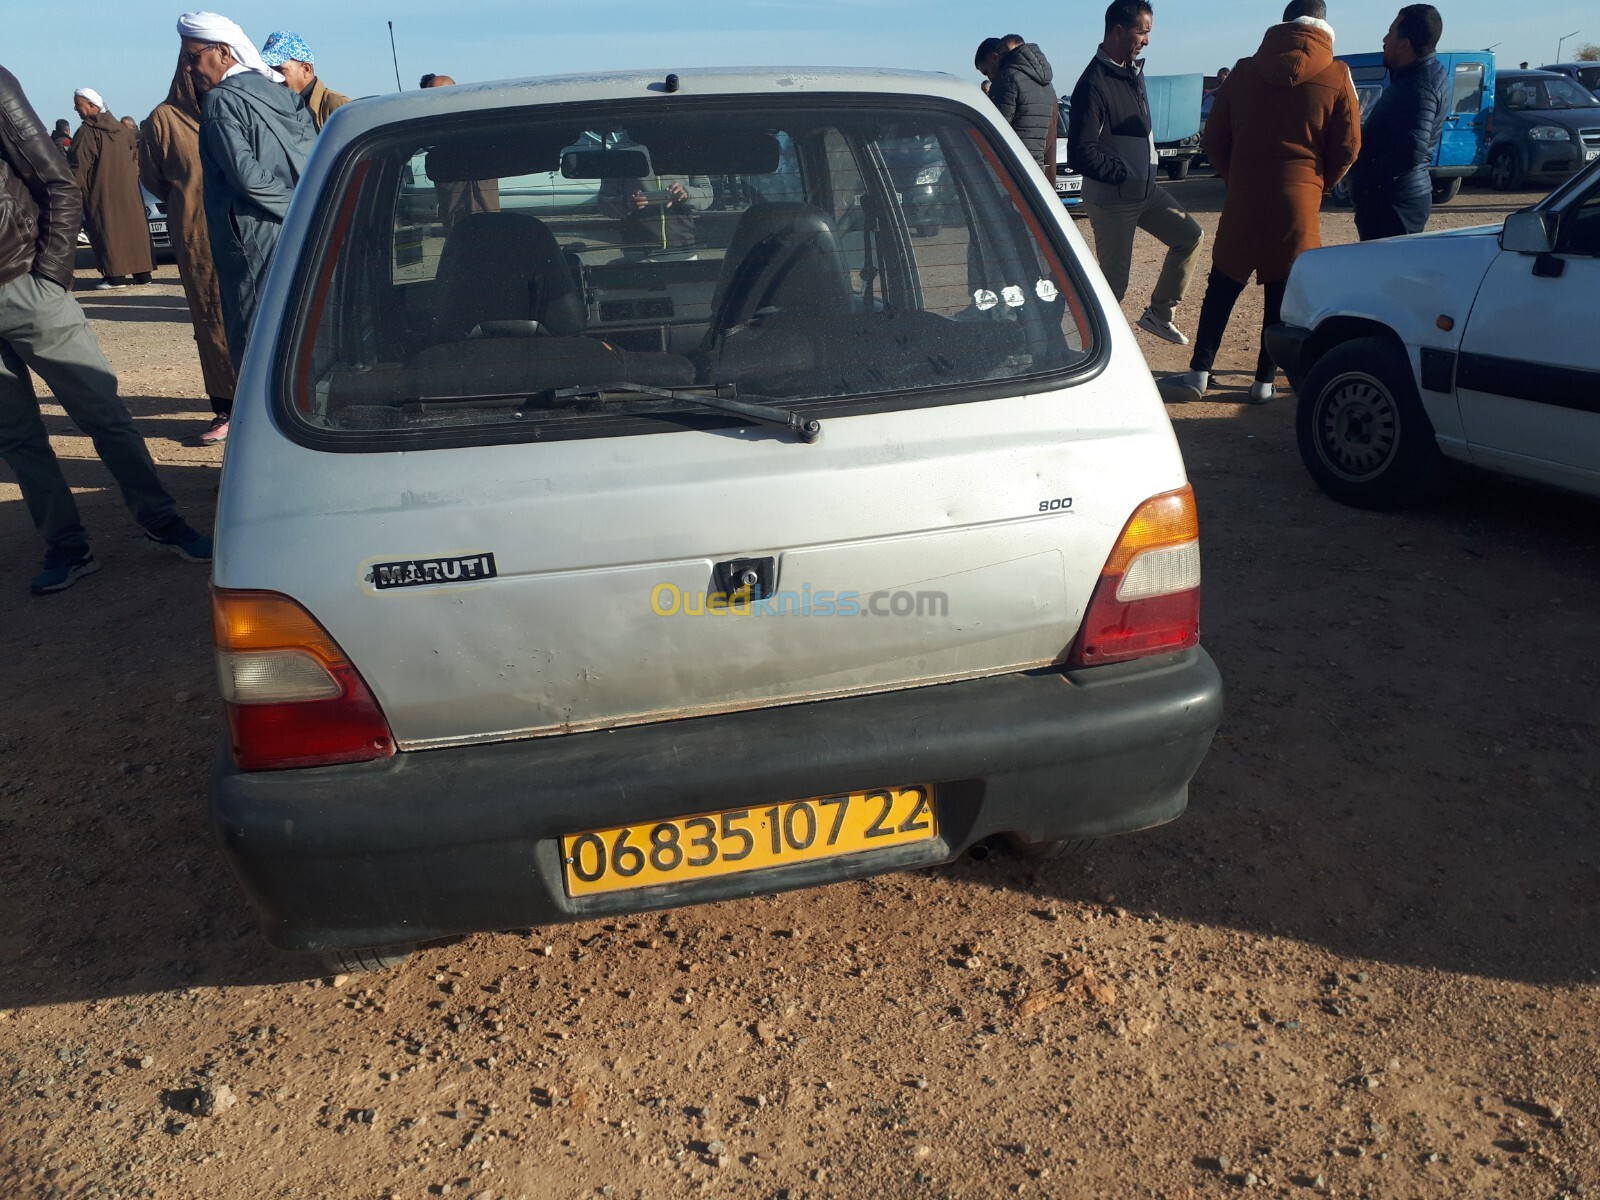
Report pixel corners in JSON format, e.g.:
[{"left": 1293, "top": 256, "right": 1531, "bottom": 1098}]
[{"left": 208, "top": 68, "right": 1223, "bottom": 973}]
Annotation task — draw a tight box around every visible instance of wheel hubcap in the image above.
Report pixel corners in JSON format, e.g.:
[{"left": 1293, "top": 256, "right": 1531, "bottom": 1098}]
[{"left": 1316, "top": 371, "right": 1401, "bottom": 482}]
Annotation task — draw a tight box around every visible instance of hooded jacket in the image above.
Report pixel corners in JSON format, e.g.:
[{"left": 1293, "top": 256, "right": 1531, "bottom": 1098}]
[
  {"left": 142, "top": 52, "right": 236, "bottom": 400},
  {"left": 1203, "top": 18, "right": 1361, "bottom": 284},
  {"left": 990, "top": 43, "right": 1056, "bottom": 171},
  {"left": 198, "top": 68, "right": 316, "bottom": 365},
  {"left": 0, "top": 64, "right": 80, "bottom": 289},
  {"left": 72, "top": 108, "right": 154, "bottom": 279}
]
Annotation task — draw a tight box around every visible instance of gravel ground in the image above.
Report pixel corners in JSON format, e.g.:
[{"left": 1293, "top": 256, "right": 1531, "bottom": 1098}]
[{"left": 2, "top": 177, "right": 1597, "bottom": 1200}]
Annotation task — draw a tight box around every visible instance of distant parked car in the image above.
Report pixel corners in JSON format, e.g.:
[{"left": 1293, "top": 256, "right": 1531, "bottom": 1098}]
[
  {"left": 1268, "top": 156, "right": 1600, "bottom": 508},
  {"left": 1484, "top": 69, "right": 1600, "bottom": 191},
  {"left": 1053, "top": 98, "right": 1083, "bottom": 211},
  {"left": 1538, "top": 62, "right": 1600, "bottom": 99},
  {"left": 141, "top": 183, "right": 173, "bottom": 262},
  {"left": 78, "top": 186, "right": 172, "bottom": 262},
  {"left": 1147, "top": 73, "right": 1205, "bottom": 180}
]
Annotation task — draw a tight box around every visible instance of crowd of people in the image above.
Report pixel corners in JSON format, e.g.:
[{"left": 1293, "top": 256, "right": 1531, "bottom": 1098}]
[
  {"left": 983, "top": 0, "right": 1450, "bottom": 404},
  {"left": 0, "top": 3, "right": 1456, "bottom": 595},
  {"left": 0, "top": 10, "right": 404, "bottom": 595}
]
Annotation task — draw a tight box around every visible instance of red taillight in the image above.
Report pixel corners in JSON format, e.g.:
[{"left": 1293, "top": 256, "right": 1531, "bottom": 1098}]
[
  {"left": 1069, "top": 486, "right": 1202, "bottom": 667},
  {"left": 212, "top": 588, "right": 396, "bottom": 771}
]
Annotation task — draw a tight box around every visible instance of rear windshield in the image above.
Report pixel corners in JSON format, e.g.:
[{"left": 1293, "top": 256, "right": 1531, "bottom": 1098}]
[{"left": 287, "top": 98, "right": 1096, "bottom": 443}]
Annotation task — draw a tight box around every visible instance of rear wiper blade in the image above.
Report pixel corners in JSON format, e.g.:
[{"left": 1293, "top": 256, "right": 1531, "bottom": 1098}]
[{"left": 553, "top": 382, "right": 821, "bottom": 444}]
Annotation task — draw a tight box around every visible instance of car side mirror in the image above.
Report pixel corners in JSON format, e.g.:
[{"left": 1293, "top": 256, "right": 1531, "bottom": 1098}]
[{"left": 1500, "top": 210, "right": 1555, "bottom": 254}]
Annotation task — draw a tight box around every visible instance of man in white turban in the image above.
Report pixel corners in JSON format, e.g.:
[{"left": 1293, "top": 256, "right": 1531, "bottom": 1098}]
[
  {"left": 178, "top": 11, "right": 314, "bottom": 370},
  {"left": 70, "top": 86, "right": 154, "bottom": 287}
]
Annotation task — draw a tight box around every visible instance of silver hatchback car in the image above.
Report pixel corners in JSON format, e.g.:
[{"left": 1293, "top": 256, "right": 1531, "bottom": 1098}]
[{"left": 209, "top": 68, "right": 1222, "bottom": 972}]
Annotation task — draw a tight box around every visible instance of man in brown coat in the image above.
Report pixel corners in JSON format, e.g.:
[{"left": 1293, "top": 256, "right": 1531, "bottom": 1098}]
[
  {"left": 259, "top": 32, "right": 351, "bottom": 132},
  {"left": 70, "top": 88, "right": 154, "bottom": 289},
  {"left": 1163, "top": 0, "right": 1359, "bottom": 404},
  {"left": 141, "top": 52, "right": 238, "bottom": 443},
  {"left": 420, "top": 73, "right": 499, "bottom": 232}
]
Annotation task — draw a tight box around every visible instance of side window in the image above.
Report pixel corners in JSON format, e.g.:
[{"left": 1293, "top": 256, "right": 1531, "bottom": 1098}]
[
  {"left": 1558, "top": 181, "right": 1600, "bottom": 257},
  {"left": 1452, "top": 63, "right": 1484, "bottom": 115}
]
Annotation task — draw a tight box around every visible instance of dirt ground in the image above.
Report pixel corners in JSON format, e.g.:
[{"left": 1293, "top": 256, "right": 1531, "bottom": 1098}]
[{"left": 3, "top": 175, "right": 1598, "bottom": 1200}]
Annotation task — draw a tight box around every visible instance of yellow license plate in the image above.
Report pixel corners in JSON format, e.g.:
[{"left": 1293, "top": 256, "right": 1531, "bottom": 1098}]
[{"left": 561, "top": 785, "right": 937, "bottom": 897}]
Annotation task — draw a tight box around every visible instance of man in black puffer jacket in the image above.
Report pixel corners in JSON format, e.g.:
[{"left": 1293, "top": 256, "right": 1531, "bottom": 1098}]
[
  {"left": 979, "top": 34, "right": 1056, "bottom": 175},
  {"left": 1348, "top": 4, "right": 1449, "bottom": 239},
  {"left": 1068, "top": 0, "right": 1202, "bottom": 346}
]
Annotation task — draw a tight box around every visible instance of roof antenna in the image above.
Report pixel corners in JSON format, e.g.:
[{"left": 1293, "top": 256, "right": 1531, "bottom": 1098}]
[
  {"left": 664, "top": 74, "right": 680, "bottom": 93},
  {"left": 388, "top": 21, "right": 403, "bottom": 91}
]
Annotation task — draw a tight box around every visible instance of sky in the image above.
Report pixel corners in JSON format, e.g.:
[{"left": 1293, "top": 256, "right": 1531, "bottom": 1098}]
[{"left": 7, "top": 0, "right": 1595, "bottom": 130}]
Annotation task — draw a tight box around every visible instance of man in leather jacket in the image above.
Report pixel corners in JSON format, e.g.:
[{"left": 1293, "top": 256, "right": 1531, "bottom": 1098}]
[
  {"left": 0, "top": 65, "right": 211, "bottom": 593},
  {"left": 1348, "top": 4, "right": 1449, "bottom": 239}
]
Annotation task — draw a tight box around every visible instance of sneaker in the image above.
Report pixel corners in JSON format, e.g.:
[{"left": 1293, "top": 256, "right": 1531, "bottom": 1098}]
[
  {"left": 1157, "top": 369, "right": 1208, "bottom": 403},
  {"left": 1136, "top": 307, "right": 1190, "bottom": 346},
  {"left": 143, "top": 520, "right": 213, "bottom": 563},
  {"left": 132, "top": 272, "right": 153, "bottom": 285},
  {"left": 30, "top": 550, "right": 100, "bottom": 595},
  {"left": 93, "top": 277, "right": 128, "bottom": 291},
  {"left": 1247, "top": 381, "right": 1276, "bottom": 404},
  {"left": 197, "top": 415, "right": 230, "bottom": 445}
]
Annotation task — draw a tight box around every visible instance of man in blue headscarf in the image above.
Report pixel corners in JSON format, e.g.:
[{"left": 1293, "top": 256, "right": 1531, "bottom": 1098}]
[
  {"left": 260, "top": 31, "right": 350, "bottom": 132},
  {"left": 179, "top": 11, "right": 316, "bottom": 370}
]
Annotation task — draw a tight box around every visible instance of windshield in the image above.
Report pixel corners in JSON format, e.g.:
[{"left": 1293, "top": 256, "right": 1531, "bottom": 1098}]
[
  {"left": 289, "top": 99, "right": 1096, "bottom": 442},
  {"left": 1499, "top": 76, "right": 1600, "bottom": 110}
]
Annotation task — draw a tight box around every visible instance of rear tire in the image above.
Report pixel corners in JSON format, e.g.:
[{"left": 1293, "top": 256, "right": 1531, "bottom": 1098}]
[
  {"left": 1296, "top": 336, "right": 1443, "bottom": 509},
  {"left": 319, "top": 945, "right": 414, "bottom": 975},
  {"left": 1431, "top": 176, "right": 1462, "bottom": 204},
  {"left": 1489, "top": 145, "right": 1523, "bottom": 192},
  {"left": 1327, "top": 178, "right": 1352, "bottom": 208}
]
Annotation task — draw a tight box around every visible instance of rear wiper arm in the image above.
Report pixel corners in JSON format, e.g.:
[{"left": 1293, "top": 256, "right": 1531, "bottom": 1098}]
[{"left": 554, "top": 383, "right": 821, "bottom": 444}]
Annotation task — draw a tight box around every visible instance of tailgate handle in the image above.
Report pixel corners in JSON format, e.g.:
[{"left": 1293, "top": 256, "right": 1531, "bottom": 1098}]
[{"left": 712, "top": 556, "right": 776, "bottom": 602}]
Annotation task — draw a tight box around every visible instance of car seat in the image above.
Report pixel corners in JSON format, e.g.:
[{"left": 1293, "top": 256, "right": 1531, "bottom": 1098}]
[
  {"left": 701, "top": 202, "right": 853, "bottom": 351},
  {"left": 431, "top": 211, "right": 586, "bottom": 342}
]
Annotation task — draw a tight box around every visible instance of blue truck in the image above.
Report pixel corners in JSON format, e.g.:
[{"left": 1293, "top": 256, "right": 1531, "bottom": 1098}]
[{"left": 1333, "top": 49, "right": 1496, "bottom": 203}]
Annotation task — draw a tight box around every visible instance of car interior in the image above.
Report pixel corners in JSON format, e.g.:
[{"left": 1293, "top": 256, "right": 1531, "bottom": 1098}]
[{"left": 295, "top": 103, "right": 1093, "bottom": 437}]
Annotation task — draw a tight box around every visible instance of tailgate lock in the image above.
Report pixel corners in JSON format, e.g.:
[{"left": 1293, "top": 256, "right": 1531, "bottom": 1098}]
[{"left": 711, "top": 556, "right": 776, "bottom": 602}]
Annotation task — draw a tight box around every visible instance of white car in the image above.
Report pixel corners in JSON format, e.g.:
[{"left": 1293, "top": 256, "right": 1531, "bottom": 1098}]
[
  {"left": 208, "top": 68, "right": 1220, "bottom": 972},
  {"left": 1054, "top": 97, "right": 1084, "bottom": 212},
  {"left": 1269, "top": 157, "right": 1600, "bottom": 508}
]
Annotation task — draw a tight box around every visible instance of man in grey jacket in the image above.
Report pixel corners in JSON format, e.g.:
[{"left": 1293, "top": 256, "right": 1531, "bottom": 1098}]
[
  {"left": 0, "top": 64, "right": 211, "bottom": 593},
  {"left": 179, "top": 11, "right": 316, "bottom": 370},
  {"left": 1068, "top": 0, "right": 1202, "bottom": 345}
]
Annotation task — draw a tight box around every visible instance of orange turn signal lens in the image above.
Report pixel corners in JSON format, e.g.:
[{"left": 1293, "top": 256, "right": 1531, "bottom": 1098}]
[
  {"left": 1101, "top": 485, "right": 1199, "bottom": 576},
  {"left": 211, "top": 589, "right": 349, "bottom": 669}
]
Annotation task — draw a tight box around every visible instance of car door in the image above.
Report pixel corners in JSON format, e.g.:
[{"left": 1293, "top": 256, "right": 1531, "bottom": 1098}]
[
  {"left": 1437, "top": 59, "right": 1488, "bottom": 169},
  {"left": 1456, "top": 167, "right": 1600, "bottom": 488}
]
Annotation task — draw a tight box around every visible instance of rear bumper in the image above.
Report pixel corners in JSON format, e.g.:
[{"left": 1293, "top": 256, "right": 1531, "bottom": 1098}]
[
  {"left": 1265, "top": 322, "right": 1314, "bottom": 379},
  {"left": 212, "top": 648, "right": 1223, "bottom": 952}
]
